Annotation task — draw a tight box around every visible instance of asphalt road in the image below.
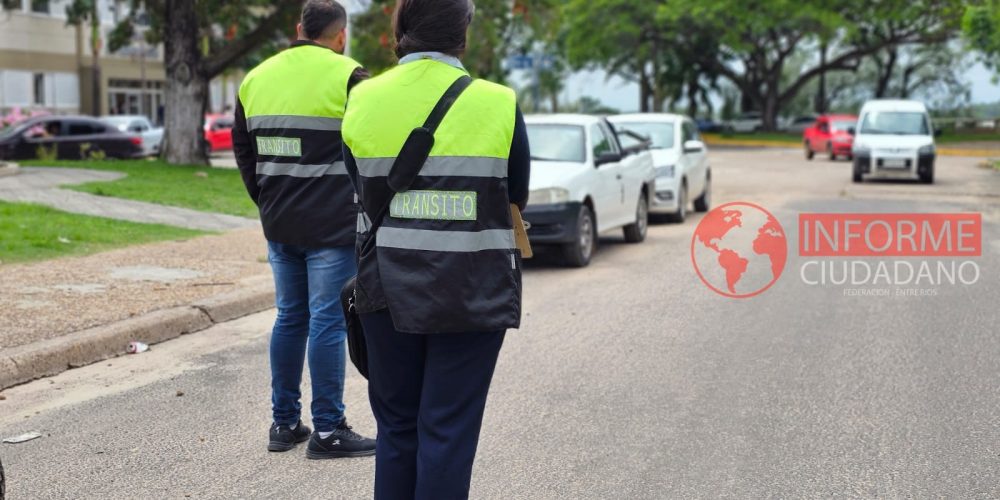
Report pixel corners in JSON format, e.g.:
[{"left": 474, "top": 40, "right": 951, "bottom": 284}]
[{"left": 2, "top": 149, "right": 998, "bottom": 499}]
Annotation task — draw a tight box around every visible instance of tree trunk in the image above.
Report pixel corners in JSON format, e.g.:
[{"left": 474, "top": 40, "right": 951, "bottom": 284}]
[
  {"left": 874, "top": 47, "right": 898, "bottom": 98},
  {"left": 163, "top": 0, "right": 209, "bottom": 165},
  {"left": 686, "top": 78, "right": 699, "bottom": 117},
  {"left": 762, "top": 84, "right": 779, "bottom": 132},
  {"left": 815, "top": 42, "right": 827, "bottom": 114},
  {"left": 90, "top": 3, "right": 101, "bottom": 116},
  {"left": 900, "top": 65, "right": 915, "bottom": 99},
  {"left": 639, "top": 72, "right": 652, "bottom": 113},
  {"left": 652, "top": 90, "right": 664, "bottom": 112}
]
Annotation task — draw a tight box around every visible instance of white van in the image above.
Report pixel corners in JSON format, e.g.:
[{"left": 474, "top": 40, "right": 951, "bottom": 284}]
[{"left": 852, "top": 100, "right": 938, "bottom": 184}]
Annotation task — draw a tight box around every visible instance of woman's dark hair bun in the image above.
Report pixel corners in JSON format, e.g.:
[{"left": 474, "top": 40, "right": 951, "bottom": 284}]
[{"left": 393, "top": 0, "right": 474, "bottom": 59}]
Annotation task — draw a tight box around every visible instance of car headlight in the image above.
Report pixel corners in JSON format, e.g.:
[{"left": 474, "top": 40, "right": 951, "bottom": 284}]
[
  {"left": 655, "top": 165, "right": 675, "bottom": 178},
  {"left": 853, "top": 144, "right": 871, "bottom": 155},
  {"left": 528, "top": 187, "right": 570, "bottom": 206},
  {"left": 918, "top": 144, "right": 935, "bottom": 155}
]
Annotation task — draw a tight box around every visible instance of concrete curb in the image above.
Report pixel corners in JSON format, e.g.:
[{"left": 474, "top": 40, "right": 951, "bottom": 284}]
[
  {"left": 0, "top": 162, "right": 20, "bottom": 178},
  {"left": 0, "top": 281, "right": 275, "bottom": 390},
  {"left": 702, "top": 137, "right": 1000, "bottom": 158}
]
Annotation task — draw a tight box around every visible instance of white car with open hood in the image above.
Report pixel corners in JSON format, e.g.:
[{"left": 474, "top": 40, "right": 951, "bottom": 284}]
[
  {"left": 608, "top": 113, "right": 711, "bottom": 223},
  {"left": 522, "top": 114, "right": 655, "bottom": 267}
]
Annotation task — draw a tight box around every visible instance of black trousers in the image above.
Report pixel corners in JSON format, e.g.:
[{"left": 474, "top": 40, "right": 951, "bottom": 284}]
[{"left": 361, "top": 310, "right": 505, "bottom": 500}]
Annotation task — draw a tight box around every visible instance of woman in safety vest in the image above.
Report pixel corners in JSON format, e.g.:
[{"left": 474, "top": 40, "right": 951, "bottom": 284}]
[{"left": 342, "top": 0, "right": 530, "bottom": 498}]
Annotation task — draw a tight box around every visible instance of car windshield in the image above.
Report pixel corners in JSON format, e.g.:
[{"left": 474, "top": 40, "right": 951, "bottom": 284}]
[
  {"left": 526, "top": 124, "right": 586, "bottom": 163},
  {"left": 614, "top": 122, "right": 675, "bottom": 150},
  {"left": 831, "top": 120, "right": 855, "bottom": 131},
  {"left": 859, "top": 112, "right": 929, "bottom": 135}
]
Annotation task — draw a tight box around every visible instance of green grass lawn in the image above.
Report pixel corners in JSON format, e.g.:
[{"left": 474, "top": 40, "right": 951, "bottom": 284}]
[
  {"left": 19, "top": 159, "right": 258, "bottom": 218},
  {"left": 0, "top": 201, "right": 206, "bottom": 264}
]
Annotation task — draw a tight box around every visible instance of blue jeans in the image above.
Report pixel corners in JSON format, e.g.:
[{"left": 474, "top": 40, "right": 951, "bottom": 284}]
[{"left": 268, "top": 242, "right": 356, "bottom": 433}]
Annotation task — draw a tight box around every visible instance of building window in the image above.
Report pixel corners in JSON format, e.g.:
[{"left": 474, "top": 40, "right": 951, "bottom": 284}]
[
  {"left": 30, "top": 0, "right": 49, "bottom": 14},
  {"left": 33, "top": 73, "right": 45, "bottom": 106}
]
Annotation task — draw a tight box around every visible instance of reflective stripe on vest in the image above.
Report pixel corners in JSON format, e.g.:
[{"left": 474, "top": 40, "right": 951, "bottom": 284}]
[
  {"left": 247, "top": 115, "right": 342, "bottom": 132},
  {"left": 354, "top": 156, "right": 508, "bottom": 179},
  {"left": 378, "top": 227, "right": 514, "bottom": 252},
  {"left": 256, "top": 161, "right": 347, "bottom": 178}
]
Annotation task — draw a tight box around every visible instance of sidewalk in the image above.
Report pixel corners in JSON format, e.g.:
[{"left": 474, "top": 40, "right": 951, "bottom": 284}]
[
  {"left": 0, "top": 167, "right": 257, "bottom": 232},
  {"left": 0, "top": 228, "right": 275, "bottom": 387}
]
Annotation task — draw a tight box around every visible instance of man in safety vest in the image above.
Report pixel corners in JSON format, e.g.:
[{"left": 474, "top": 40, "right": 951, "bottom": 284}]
[{"left": 232, "top": 0, "right": 375, "bottom": 459}]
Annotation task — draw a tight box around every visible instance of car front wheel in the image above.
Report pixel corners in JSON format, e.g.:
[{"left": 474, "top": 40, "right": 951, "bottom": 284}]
[
  {"left": 920, "top": 164, "right": 935, "bottom": 184},
  {"left": 852, "top": 162, "right": 863, "bottom": 183},
  {"left": 666, "top": 181, "right": 688, "bottom": 223},
  {"left": 623, "top": 191, "right": 648, "bottom": 243},
  {"left": 563, "top": 204, "right": 596, "bottom": 267},
  {"left": 694, "top": 174, "right": 711, "bottom": 212}
]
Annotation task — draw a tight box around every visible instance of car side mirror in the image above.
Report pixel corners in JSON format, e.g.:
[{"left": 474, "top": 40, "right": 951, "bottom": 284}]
[
  {"left": 934, "top": 129, "right": 943, "bottom": 137},
  {"left": 595, "top": 151, "right": 622, "bottom": 166},
  {"left": 847, "top": 127, "right": 856, "bottom": 136},
  {"left": 683, "top": 140, "right": 705, "bottom": 154}
]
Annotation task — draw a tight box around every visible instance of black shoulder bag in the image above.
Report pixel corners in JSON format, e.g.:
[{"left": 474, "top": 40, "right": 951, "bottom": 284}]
[{"left": 341, "top": 75, "right": 474, "bottom": 379}]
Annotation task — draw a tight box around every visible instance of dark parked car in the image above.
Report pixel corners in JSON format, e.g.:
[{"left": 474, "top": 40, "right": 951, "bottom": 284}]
[
  {"left": 695, "top": 118, "right": 724, "bottom": 133},
  {"left": 0, "top": 116, "right": 143, "bottom": 161}
]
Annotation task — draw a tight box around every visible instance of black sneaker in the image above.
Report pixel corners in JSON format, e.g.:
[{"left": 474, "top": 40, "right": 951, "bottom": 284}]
[
  {"left": 306, "top": 420, "right": 376, "bottom": 459},
  {"left": 268, "top": 420, "right": 312, "bottom": 452}
]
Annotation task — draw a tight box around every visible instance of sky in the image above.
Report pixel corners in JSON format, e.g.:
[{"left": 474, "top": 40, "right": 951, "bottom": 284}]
[{"left": 533, "top": 62, "right": 1000, "bottom": 115}]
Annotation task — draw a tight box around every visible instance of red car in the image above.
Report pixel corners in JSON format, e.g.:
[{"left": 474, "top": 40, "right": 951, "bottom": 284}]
[
  {"left": 204, "top": 114, "right": 235, "bottom": 152},
  {"left": 803, "top": 114, "right": 857, "bottom": 161}
]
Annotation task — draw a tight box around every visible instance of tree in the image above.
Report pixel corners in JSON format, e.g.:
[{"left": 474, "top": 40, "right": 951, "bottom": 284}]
[
  {"left": 351, "top": 0, "right": 557, "bottom": 82},
  {"left": 112, "top": 0, "right": 301, "bottom": 165},
  {"left": 65, "top": 0, "right": 105, "bottom": 117},
  {"left": 560, "top": 0, "right": 721, "bottom": 113},
  {"left": 662, "top": 0, "right": 963, "bottom": 130},
  {"left": 963, "top": 0, "right": 1000, "bottom": 73}
]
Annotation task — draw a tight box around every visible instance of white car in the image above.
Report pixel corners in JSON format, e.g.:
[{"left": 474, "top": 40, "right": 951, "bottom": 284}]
[
  {"left": 523, "top": 114, "right": 656, "bottom": 267},
  {"left": 101, "top": 115, "right": 163, "bottom": 157},
  {"left": 726, "top": 112, "right": 763, "bottom": 133},
  {"left": 609, "top": 114, "right": 711, "bottom": 223},
  {"left": 851, "top": 100, "right": 938, "bottom": 184}
]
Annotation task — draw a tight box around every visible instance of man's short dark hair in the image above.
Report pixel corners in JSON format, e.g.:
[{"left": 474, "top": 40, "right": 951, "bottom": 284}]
[{"left": 301, "top": 0, "right": 347, "bottom": 40}]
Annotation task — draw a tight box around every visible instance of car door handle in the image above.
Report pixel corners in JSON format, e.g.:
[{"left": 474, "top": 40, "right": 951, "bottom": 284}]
[{"left": 616, "top": 174, "right": 623, "bottom": 180}]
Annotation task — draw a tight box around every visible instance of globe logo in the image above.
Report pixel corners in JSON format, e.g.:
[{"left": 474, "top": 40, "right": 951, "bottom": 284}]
[{"left": 690, "top": 202, "right": 788, "bottom": 298}]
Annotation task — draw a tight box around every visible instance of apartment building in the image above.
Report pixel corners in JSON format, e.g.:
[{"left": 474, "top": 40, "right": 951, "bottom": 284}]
[{"left": 0, "top": 0, "right": 237, "bottom": 124}]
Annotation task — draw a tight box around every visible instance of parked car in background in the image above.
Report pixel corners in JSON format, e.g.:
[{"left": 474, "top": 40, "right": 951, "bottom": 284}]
[
  {"left": 0, "top": 115, "right": 142, "bottom": 160},
  {"left": 610, "top": 113, "right": 711, "bottom": 224},
  {"left": 695, "top": 117, "right": 725, "bottom": 133},
  {"left": 852, "top": 99, "right": 938, "bottom": 184},
  {"left": 803, "top": 114, "right": 858, "bottom": 161},
  {"left": 784, "top": 115, "right": 818, "bottom": 134},
  {"left": 725, "top": 112, "right": 763, "bottom": 133},
  {"left": 204, "top": 114, "right": 235, "bottom": 152},
  {"left": 101, "top": 115, "right": 163, "bottom": 156},
  {"left": 523, "top": 114, "right": 656, "bottom": 267}
]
